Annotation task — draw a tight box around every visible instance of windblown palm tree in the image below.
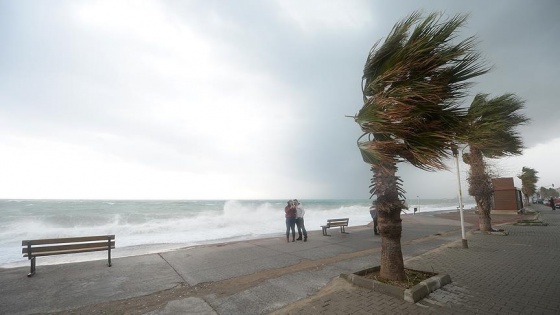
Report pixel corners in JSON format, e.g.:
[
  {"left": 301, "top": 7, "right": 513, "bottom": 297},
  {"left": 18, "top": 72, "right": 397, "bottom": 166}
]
[
  {"left": 461, "top": 93, "right": 529, "bottom": 232},
  {"left": 518, "top": 167, "right": 539, "bottom": 206},
  {"left": 540, "top": 186, "right": 559, "bottom": 199},
  {"left": 354, "top": 12, "right": 489, "bottom": 281}
]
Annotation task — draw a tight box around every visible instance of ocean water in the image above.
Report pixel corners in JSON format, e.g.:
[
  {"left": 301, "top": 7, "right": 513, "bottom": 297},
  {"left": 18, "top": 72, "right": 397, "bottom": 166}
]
[{"left": 0, "top": 198, "right": 474, "bottom": 267}]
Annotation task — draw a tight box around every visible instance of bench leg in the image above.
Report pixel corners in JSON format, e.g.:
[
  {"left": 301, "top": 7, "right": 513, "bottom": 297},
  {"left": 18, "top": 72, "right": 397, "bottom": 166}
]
[
  {"left": 340, "top": 226, "right": 349, "bottom": 234},
  {"left": 27, "top": 257, "right": 36, "bottom": 277},
  {"left": 107, "top": 239, "right": 112, "bottom": 267},
  {"left": 322, "top": 226, "right": 331, "bottom": 236}
]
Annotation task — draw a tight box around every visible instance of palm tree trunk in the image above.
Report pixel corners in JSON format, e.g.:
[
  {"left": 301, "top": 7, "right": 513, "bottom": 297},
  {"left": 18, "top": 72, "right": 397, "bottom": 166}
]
[
  {"left": 467, "top": 148, "right": 493, "bottom": 232},
  {"left": 371, "top": 162, "right": 406, "bottom": 281},
  {"left": 378, "top": 208, "right": 405, "bottom": 280}
]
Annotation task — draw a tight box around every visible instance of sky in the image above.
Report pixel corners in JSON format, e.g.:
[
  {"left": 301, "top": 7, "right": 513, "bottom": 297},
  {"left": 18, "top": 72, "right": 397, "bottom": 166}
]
[{"left": 0, "top": 0, "right": 559, "bottom": 200}]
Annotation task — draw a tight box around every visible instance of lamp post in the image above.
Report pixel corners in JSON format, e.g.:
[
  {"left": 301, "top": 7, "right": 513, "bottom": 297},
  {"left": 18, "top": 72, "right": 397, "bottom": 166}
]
[{"left": 452, "top": 145, "right": 468, "bottom": 249}]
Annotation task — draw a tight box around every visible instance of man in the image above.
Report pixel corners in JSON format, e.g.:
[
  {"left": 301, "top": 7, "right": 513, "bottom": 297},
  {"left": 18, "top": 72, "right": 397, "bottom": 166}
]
[
  {"left": 294, "top": 199, "right": 308, "bottom": 242},
  {"left": 369, "top": 203, "right": 379, "bottom": 235},
  {"left": 550, "top": 197, "right": 556, "bottom": 211}
]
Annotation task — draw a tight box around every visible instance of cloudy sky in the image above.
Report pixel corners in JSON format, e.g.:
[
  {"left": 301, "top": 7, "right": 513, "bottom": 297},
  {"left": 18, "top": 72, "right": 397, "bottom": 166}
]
[{"left": 1, "top": 0, "right": 558, "bottom": 200}]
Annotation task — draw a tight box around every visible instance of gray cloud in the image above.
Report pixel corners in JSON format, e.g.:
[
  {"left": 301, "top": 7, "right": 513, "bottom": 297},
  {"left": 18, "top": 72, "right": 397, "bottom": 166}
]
[{"left": 1, "top": 0, "right": 558, "bottom": 199}]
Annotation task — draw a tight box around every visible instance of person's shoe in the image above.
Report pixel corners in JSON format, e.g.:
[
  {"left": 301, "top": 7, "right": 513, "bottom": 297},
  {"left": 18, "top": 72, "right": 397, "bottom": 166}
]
[
  {"left": 304, "top": 237, "right": 307, "bottom": 242},
  {"left": 296, "top": 236, "right": 302, "bottom": 240},
  {"left": 374, "top": 232, "right": 380, "bottom": 235},
  {"left": 287, "top": 237, "right": 290, "bottom": 243}
]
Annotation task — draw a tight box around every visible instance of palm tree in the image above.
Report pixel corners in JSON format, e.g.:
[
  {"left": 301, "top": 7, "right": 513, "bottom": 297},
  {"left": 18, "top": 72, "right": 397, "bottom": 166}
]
[
  {"left": 518, "top": 167, "right": 539, "bottom": 206},
  {"left": 461, "top": 93, "right": 529, "bottom": 232},
  {"left": 355, "top": 12, "right": 488, "bottom": 281},
  {"left": 540, "top": 186, "right": 559, "bottom": 199}
]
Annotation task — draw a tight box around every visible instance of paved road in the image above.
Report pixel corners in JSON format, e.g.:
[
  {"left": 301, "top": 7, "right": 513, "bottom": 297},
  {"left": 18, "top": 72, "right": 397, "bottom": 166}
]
[{"left": 1, "top": 205, "right": 555, "bottom": 314}]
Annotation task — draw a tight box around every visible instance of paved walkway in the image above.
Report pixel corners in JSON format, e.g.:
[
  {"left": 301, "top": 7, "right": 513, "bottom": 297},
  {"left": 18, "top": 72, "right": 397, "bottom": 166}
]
[
  {"left": 280, "top": 204, "right": 560, "bottom": 314},
  {"left": 0, "top": 204, "right": 556, "bottom": 314}
]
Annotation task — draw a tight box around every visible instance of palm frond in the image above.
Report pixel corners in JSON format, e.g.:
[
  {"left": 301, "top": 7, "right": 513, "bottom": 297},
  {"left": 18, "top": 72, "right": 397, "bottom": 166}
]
[
  {"left": 463, "top": 93, "right": 530, "bottom": 158},
  {"left": 518, "top": 166, "right": 539, "bottom": 197},
  {"left": 356, "top": 11, "right": 489, "bottom": 170}
]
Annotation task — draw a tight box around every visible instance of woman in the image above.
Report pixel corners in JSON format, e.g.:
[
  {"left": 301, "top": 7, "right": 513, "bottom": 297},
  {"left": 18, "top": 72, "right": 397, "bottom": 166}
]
[{"left": 285, "top": 200, "right": 297, "bottom": 242}]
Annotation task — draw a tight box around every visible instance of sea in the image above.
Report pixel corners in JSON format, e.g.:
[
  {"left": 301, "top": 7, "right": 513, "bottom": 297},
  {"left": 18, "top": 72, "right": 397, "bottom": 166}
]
[{"left": 0, "top": 198, "right": 475, "bottom": 268}]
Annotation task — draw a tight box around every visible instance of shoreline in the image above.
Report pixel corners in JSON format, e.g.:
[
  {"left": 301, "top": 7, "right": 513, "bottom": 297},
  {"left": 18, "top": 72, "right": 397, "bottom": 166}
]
[{"left": 0, "top": 207, "right": 476, "bottom": 270}]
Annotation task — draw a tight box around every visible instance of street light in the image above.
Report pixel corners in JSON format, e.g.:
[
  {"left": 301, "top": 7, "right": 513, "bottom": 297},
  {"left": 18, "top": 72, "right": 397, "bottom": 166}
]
[{"left": 452, "top": 145, "right": 468, "bottom": 249}]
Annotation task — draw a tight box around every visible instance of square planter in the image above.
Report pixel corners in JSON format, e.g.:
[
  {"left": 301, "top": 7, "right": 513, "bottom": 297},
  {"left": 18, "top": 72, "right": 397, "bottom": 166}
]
[
  {"left": 514, "top": 219, "right": 548, "bottom": 226},
  {"left": 341, "top": 266, "right": 452, "bottom": 303}
]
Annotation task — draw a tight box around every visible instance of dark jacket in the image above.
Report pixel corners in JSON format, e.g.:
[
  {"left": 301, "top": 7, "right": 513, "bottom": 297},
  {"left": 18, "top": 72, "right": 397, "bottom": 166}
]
[{"left": 285, "top": 205, "right": 297, "bottom": 218}]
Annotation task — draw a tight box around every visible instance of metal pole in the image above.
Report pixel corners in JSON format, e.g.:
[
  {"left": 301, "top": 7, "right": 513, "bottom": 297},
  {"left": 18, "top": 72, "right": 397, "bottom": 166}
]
[{"left": 453, "top": 149, "right": 468, "bottom": 249}]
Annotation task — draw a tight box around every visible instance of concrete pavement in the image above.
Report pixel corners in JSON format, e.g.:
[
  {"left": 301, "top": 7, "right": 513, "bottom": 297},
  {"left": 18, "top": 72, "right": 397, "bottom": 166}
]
[
  {"left": 280, "top": 204, "right": 560, "bottom": 314},
  {"left": 0, "top": 205, "right": 554, "bottom": 314}
]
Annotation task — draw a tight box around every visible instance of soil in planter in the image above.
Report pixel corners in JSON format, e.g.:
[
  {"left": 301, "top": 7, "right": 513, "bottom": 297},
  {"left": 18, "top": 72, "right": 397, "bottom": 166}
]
[{"left": 360, "top": 268, "right": 437, "bottom": 289}]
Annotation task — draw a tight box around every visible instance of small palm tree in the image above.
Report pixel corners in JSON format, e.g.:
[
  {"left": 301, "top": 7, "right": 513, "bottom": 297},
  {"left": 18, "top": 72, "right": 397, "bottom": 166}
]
[
  {"left": 355, "top": 11, "right": 488, "bottom": 281},
  {"left": 461, "top": 93, "right": 529, "bottom": 231},
  {"left": 518, "top": 167, "right": 539, "bottom": 206}
]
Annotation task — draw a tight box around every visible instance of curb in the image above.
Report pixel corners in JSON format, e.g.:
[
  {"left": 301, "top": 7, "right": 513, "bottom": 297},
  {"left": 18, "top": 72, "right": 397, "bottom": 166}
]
[{"left": 341, "top": 267, "right": 452, "bottom": 303}]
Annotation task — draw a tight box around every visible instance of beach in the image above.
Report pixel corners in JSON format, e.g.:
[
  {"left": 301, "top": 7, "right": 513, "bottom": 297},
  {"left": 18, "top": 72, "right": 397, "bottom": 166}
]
[{"left": 1, "top": 205, "right": 544, "bottom": 314}]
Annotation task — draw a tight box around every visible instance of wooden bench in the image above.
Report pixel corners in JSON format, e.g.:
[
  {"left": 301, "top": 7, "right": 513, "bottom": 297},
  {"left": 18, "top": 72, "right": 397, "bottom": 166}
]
[
  {"left": 22, "top": 235, "right": 115, "bottom": 277},
  {"left": 321, "top": 218, "right": 350, "bottom": 236}
]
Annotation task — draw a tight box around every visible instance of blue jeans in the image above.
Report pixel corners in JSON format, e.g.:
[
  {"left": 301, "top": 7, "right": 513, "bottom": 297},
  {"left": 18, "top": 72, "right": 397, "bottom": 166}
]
[
  {"left": 296, "top": 217, "right": 307, "bottom": 239},
  {"left": 285, "top": 217, "right": 296, "bottom": 238}
]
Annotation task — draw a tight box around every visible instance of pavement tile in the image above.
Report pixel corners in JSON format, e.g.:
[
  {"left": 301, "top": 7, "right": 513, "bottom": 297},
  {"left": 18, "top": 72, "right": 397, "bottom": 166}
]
[{"left": 285, "top": 204, "right": 560, "bottom": 314}]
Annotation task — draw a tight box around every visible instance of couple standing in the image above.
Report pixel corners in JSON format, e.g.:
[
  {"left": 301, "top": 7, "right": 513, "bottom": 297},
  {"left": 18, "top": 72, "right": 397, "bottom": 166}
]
[{"left": 284, "top": 199, "right": 308, "bottom": 242}]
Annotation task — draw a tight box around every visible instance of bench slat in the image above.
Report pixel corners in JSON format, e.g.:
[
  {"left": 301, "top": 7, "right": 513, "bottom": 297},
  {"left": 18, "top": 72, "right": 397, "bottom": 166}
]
[
  {"left": 23, "top": 241, "right": 115, "bottom": 255},
  {"left": 327, "top": 218, "right": 349, "bottom": 223},
  {"left": 23, "top": 246, "right": 114, "bottom": 258},
  {"left": 327, "top": 222, "right": 347, "bottom": 227},
  {"left": 22, "top": 235, "right": 115, "bottom": 246}
]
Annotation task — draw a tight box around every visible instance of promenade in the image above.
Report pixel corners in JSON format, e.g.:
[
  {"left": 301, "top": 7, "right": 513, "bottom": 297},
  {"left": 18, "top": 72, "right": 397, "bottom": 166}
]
[{"left": 1, "top": 204, "right": 557, "bottom": 314}]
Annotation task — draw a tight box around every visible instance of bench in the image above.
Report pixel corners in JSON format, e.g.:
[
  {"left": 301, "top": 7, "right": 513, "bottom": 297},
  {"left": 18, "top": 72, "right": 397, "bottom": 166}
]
[
  {"left": 321, "top": 218, "right": 350, "bottom": 236},
  {"left": 22, "top": 235, "right": 115, "bottom": 277}
]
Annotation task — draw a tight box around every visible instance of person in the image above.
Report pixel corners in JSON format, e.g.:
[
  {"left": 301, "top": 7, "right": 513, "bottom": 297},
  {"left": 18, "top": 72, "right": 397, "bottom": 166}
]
[
  {"left": 294, "top": 199, "right": 308, "bottom": 242},
  {"left": 550, "top": 197, "right": 556, "bottom": 210},
  {"left": 285, "top": 200, "right": 297, "bottom": 242},
  {"left": 369, "top": 203, "right": 379, "bottom": 235}
]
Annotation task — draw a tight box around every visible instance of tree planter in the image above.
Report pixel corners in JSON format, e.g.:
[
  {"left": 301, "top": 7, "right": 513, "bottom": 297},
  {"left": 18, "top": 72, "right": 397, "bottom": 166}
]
[
  {"left": 341, "top": 266, "right": 452, "bottom": 303},
  {"left": 514, "top": 219, "right": 548, "bottom": 226},
  {"left": 472, "top": 228, "right": 509, "bottom": 236}
]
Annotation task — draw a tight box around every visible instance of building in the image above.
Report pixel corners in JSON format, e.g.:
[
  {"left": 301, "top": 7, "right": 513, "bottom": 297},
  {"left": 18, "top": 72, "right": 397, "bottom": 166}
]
[{"left": 491, "top": 177, "right": 523, "bottom": 214}]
